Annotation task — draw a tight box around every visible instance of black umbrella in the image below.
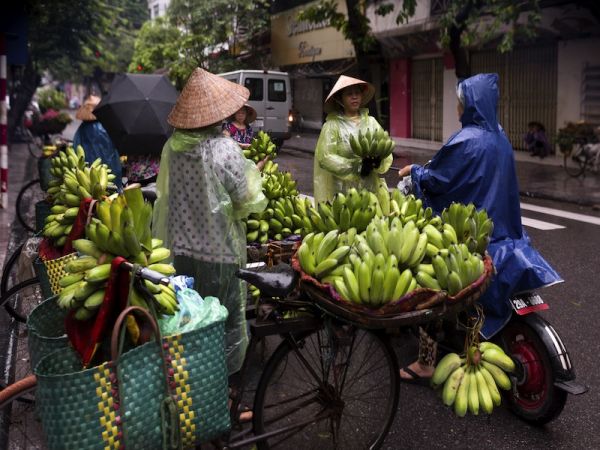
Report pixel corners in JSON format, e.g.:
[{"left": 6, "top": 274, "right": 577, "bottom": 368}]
[{"left": 93, "top": 73, "right": 178, "bottom": 156}]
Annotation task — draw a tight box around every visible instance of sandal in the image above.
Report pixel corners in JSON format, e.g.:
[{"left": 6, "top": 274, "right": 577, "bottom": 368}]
[{"left": 399, "top": 366, "right": 432, "bottom": 386}]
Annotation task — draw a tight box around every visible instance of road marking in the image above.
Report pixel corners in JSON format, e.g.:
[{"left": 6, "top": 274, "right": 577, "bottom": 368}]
[
  {"left": 521, "top": 203, "right": 600, "bottom": 226},
  {"left": 521, "top": 217, "right": 565, "bottom": 230}
]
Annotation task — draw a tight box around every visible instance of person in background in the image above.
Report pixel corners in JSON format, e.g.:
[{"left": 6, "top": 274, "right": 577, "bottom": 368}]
[
  {"left": 523, "top": 121, "right": 551, "bottom": 159},
  {"left": 73, "top": 95, "right": 123, "bottom": 189},
  {"left": 153, "top": 68, "right": 267, "bottom": 380},
  {"left": 313, "top": 75, "right": 392, "bottom": 204},
  {"left": 397, "top": 74, "right": 561, "bottom": 383},
  {"left": 222, "top": 104, "right": 257, "bottom": 149}
]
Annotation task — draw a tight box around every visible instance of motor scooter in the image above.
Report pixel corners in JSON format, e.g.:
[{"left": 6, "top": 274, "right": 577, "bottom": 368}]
[
  {"left": 437, "top": 291, "right": 586, "bottom": 425},
  {"left": 396, "top": 174, "right": 587, "bottom": 425}
]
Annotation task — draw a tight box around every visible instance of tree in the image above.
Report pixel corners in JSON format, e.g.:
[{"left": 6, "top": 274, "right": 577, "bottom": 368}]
[
  {"left": 7, "top": 0, "right": 146, "bottom": 137},
  {"left": 129, "top": 0, "right": 271, "bottom": 89},
  {"left": 297, "top": 0, "right": 545, "bottom": 80}
]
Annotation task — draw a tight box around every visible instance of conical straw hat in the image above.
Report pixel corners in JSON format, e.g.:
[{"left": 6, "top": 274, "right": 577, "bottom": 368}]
[
  {"left": 324, "top": 75, "right": 375, "bottom": 113},
  {"left": 168, "top": 68, "right": 250, "bottom": 129},
  {"left": 75, "top": 95, "right": 101, "bottom": 121}
]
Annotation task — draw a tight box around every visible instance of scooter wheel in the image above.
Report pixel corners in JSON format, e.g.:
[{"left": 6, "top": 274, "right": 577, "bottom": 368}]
[{"left": 496, "top": 316, "right": 568, "bottom": 425}]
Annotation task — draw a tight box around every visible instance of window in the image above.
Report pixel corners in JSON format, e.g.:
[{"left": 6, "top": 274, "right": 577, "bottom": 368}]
[
  {"left": 153, "top": 4, "right": 159, "bottom": 17},
  {"left": 244, "top": 78, "right": 263, "bottom": 101},
  {"left": 268, "top": 80, "right": 287, "bottom": 102}
]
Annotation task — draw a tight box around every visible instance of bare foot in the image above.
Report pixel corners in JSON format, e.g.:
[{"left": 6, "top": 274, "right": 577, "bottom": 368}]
[{"left": 399, "top": 361, "right": 435, "bottom": 380}]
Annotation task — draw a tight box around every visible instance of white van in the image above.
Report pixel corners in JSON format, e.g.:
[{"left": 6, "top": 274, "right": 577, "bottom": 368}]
[{"left": 218, "top": 70, "right": 292, "bottom": 146}]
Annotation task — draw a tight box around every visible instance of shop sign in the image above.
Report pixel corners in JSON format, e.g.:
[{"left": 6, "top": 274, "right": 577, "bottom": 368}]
[{"left": 271, "top": 0, "right": 355, "bottom": 66}]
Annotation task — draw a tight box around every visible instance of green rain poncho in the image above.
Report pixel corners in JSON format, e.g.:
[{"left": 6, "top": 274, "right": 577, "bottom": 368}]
[
  {"left": 153, "top": 127, "right": 267, "bottom": 374},
  {"left": 313, "top": 108, "right": 392, "bottom": 204}
]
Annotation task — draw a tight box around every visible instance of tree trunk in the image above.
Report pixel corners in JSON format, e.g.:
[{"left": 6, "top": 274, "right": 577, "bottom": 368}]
[
  {"left": 449, "top": 0, "right": 482, "bottom": 79},
  {"left": 345, "top": 0, "right": 381, "bottom": 122},
  {"left": 8, "top": 60, "right": 40, "bottom": 140}
]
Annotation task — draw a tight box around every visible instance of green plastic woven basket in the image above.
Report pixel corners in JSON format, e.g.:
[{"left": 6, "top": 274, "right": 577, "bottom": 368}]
[
  {"left": 35, "top": 315, "right": 230, "bottom": 449},
  {"left": 33, "top": 257, "right": 53, "bottom": 300},
  {"left": 27, "top": 296, "right": 69, "bottom": 371}
]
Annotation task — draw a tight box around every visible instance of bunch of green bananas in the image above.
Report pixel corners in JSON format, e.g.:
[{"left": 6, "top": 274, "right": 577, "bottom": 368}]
[
  {"left": 442, "top": 202, "right": 494, "bottom": 255},
  {"left": 432, "top": 342, "right": 515, "bottom": 417},
  {"left": 56, "top": 186, "right": 179, "bottom": 320},
  {"left": 243, "top": 130, "right": 277, "bottom": 163},
  {"left": 57, "top": 237, "right": 178, "bottom": 320},
  {"left": 310, "top": 187, "right": 379, "bottom": 233},
  {"left": 349, "top": 128, "right": 395, "bottom": 160},
  {"left": 43, "top": 145, "right": 115, "bottom": 246},
  {"left": 246, "top": 196, "right": 313, "bottom": 243},
  {"left": 297, "top": 194, "right": 489, "bottom": 307},
  {"left": 262, "top": 170, "right": 298, "bottom": 200}
]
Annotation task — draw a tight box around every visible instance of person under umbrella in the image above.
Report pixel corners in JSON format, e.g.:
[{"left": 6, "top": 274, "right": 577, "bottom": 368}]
[
  {"left": 152, "top": 68, "right": 267, "bottom": 380},
  {"left": 73, "top": 95, "right": 123, "bottom": 188},
  {"left": 313, "top": 75, "right": 392, "bottom": 204}
]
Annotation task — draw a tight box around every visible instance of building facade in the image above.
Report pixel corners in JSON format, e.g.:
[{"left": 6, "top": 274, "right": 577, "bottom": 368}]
[
  {"left": 368, "top": 0, "right": 600, "bottom": 150},
  {"left": 270, "top": 0, "right": 357, "bottom": 130},
  {"left": 147, "top": 0, "right": 170, "bottom": 19}
]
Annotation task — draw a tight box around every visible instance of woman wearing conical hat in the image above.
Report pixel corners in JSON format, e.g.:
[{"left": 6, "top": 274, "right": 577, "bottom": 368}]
[
  {"left": 153, "top": 68, "right": 267, "bottom": 375},
  {"left": 313, "top": 75, "right": 392, "bottom": 203},
  {"left": 73, "top": 95, "right": 123, "bottom": 188}
]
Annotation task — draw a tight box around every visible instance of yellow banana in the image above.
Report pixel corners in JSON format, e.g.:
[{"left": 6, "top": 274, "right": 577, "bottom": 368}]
[
  {"left": 442, "top": 366, "right": 465, "bottom": 406},
  {"left": 432, "top": 353, "right": 462, "bottom": 386}
]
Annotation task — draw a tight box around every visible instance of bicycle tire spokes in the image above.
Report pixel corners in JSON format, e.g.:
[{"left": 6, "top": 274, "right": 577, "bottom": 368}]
[{"left": 253, "top": 329, "right": 399, "bottom": 449}]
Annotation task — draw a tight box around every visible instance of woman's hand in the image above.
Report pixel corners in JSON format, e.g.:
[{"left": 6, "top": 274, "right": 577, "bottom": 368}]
[
  {"left": 239, "top": 142, "right": 251, "bottom": 149},
  {"left": 257, "top": 155, "right": 270, "bottom": 171},
  {"left": 398, "top": 164, "right": 413, "bottom": 178}
]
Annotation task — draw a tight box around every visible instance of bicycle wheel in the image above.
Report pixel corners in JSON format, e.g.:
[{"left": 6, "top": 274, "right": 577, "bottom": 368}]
[
  {"left": 563, "top": 151, "right": 587, "bottom": 177},
  {"left": 0, "top": 375, "right": 41, "bottom": 449},
  {"left": 1, "top": 243, "right": 25, "bottom": 295},
  {"left": 253, "top": 326, "right": 399, "bottom": 449},
  {"left": 16, "top": 179, "right": 45, "bottom": 234},
  {"left": 0, "top": 278, "right": 43, "bottom": 323},
  {"left": 25, "top": 128, "right": 44, "bottom": 159}
]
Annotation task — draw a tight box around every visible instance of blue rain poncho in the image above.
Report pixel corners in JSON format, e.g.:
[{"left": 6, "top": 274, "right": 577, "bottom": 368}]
[
  {"left": 410, "top": 73, "right": 562, "bottom": 338},
  {"left": 73, "top": 121, "right": 123, "bottom": 189},
  {"left": 313, "top": 109, "right": 393, "bottom": 204},
  {"left": 152, "top": 128, "right": 267, "bottom": 373}
]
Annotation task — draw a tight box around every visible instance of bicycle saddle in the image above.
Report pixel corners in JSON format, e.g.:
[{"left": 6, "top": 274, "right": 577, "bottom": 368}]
[{"left": 236, "top": 263, "right": 298, "bottom": 298}]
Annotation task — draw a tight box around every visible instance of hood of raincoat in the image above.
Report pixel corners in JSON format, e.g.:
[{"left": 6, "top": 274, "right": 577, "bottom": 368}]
[
  {"left": 409, "top": 72, "right": 562, "bottom": 338},
  {"left": 73, "top": 121, "right": 123, "bottom": 188},
  {"left": 459, "top": 73, "right": 499, "bottom": 132}
]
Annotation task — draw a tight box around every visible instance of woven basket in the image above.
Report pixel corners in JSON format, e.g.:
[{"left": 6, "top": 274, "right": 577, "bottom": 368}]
[
  {"left": 27, "top": 296, "right": 69, "bottom": 371},
  {"left": 33, "top": 257, "right": 53, "bottom": 300},
  {"left": 35, "top": 307, "right": 231, "bottom": 449},
  {"left": 39, "top": 252, "right": 77, "bottom": 297},
  {"left": 38, "top": 156, "right": 53, "bottom": 192}
]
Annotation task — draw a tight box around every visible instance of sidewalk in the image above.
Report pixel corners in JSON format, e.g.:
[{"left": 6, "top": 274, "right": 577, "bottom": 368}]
[{"left": 283, "top": 133, "right": 600, "bottom": 208}]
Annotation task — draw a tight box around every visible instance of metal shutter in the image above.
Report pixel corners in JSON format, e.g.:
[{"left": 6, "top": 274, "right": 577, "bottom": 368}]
[
  {"left": 471, "top": 45, "right": 558, "bottom": 151},
  {"left": 411, "top": 58, "right": 444, "bottom": 141}
]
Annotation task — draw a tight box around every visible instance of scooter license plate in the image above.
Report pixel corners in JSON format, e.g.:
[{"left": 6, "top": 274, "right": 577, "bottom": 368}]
[{"left": 510, "top": 293, "right": 549, "bottom": 315}]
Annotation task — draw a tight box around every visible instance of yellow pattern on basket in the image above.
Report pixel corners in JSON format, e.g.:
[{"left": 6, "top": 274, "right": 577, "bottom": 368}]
[
  {"left": 165, "top": 334, "right": 196, "bottom": 447},
  {"left": 93, "top": 364, "right": 122, "bottom": 450},
  {"left": 43, "top": 252, "right": 77, "bottom": 295}
]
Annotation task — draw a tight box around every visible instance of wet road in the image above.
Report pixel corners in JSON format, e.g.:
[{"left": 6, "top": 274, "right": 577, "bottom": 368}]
[{"left": 276, "top": 145, "right": 600, "bottom": 450}]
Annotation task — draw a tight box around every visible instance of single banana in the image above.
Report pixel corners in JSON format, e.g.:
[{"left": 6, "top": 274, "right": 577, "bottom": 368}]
[{"left": 432, "top": 353, "right": 463, "bottom": 386}]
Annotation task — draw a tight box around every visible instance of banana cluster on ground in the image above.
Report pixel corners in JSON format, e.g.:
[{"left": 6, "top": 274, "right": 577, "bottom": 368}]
[
  {"left": 297, "top": 185, "right": 491, "bottom": 306},
  {"left": 43, "top": 145, "right": 115, "bottom": 246},
  {"left": 442, "top": 202, "right": 494, "bottom": 255},
  {"left": 242, "top": 130, "right": 277, "bottom": 163},
  {"left": 432, "top": 342, "right": 516, "bottom": 417},
  {"left": 57, "top": 185, "right": 179, "bottom": 320}
]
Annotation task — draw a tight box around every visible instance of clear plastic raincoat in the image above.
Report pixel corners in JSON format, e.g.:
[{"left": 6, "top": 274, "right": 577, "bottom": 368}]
[
  {"left": 313, "top": 109, "right": 392, "bottom": 204},
  {"left": 73, "top": 121, "right": 123, "bottom": 189},
  {"left": 410, "top": 74, "right": 562, "bottom": 338},
  {"left": 153, "top": 128, "right": 267, "bottom": 373}
]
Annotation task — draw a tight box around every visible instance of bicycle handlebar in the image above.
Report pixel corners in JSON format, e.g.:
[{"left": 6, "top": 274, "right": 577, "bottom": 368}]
[{"left": 118, "top": 260, "right": 171, "bottom": 286}]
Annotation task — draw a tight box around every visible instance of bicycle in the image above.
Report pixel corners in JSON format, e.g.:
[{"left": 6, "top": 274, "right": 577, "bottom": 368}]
[
  {"left": 0, "top": 260, "right": 403, "bottom": 449},
  {"left": 563, "top": 140, "right": 600, "bottom": 178}
]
